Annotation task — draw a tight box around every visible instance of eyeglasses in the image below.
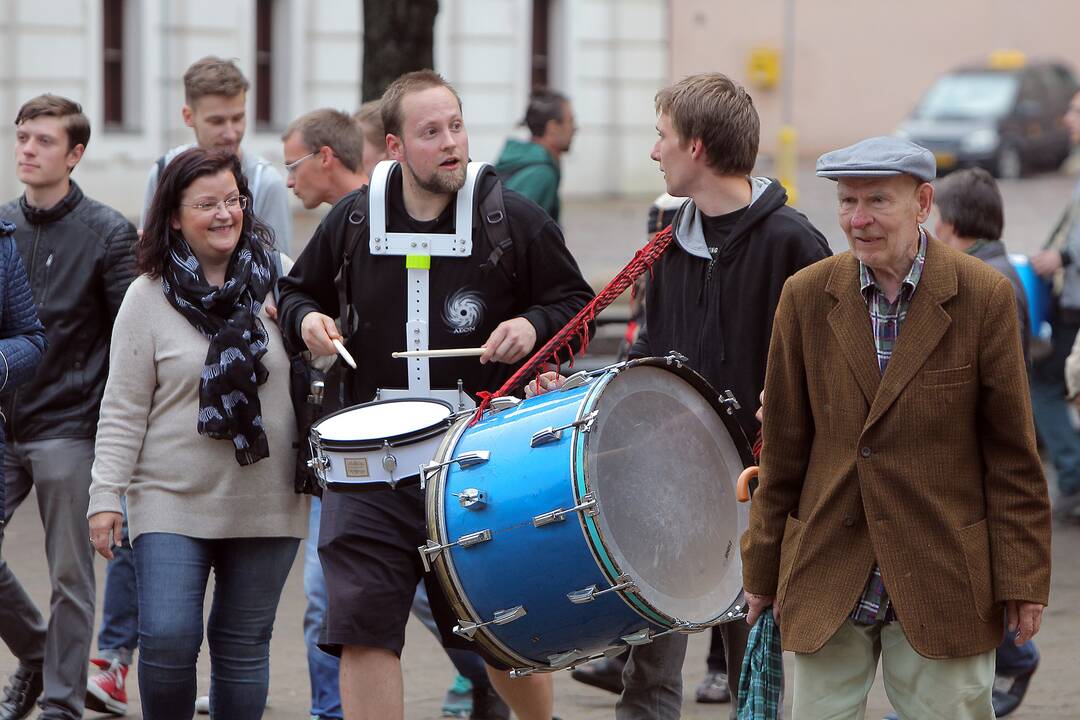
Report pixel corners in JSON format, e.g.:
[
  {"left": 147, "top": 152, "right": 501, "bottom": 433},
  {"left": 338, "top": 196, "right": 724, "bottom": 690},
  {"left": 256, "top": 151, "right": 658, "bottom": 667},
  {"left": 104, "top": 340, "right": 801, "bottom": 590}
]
[
  {"left": 179, "top": 195, "right": 248, "bottom": 213},
  {"left": 285, "top": 151, "right": 317, "bottom": 176}
]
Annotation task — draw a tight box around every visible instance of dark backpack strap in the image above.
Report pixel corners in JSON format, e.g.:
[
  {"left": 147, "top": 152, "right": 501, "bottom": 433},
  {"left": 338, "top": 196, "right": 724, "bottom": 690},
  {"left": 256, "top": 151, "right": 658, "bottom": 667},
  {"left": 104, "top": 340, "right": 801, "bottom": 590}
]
[
  {"left": 478, "top": 175, "right": 516, "bottom": 284},
  {"left": 269, "top": 248, "right": 284, "bottom": 306},
  {"left": 338, "top": 188, "right": 369, "bottom": 339}
]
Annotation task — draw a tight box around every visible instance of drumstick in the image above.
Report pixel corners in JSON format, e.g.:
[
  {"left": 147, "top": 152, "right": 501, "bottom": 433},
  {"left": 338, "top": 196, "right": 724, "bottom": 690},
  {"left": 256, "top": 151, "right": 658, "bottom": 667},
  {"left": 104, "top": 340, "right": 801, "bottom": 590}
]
[
  {"left": 392, "top": 347, "right": 486, "bottom": 359},
  {"left": 332, "top": 339, "right": 357, "bottom": 369}
]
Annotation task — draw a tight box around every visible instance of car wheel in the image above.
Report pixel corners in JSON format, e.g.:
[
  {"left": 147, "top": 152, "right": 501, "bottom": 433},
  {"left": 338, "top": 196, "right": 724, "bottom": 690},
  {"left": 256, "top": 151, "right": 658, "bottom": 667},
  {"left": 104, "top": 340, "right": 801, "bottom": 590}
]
[{"left": 995, "top": 145, "right": 1023, "bottom": 179}]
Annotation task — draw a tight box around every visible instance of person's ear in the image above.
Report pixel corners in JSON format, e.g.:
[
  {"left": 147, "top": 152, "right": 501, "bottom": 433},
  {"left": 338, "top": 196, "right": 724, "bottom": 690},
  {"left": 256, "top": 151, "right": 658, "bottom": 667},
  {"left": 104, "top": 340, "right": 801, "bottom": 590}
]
[
  {"left": 915, "top": 182, "right": 934, "bottom": 224},
  {"left": 182, "top": 104, "right": 195, "bottom": 129},
  {"left": 386, "top": 133, "right": 405, "bottom": 161},
  {"left": 66, "top": 143, "right": 85, "bottom": 173}
]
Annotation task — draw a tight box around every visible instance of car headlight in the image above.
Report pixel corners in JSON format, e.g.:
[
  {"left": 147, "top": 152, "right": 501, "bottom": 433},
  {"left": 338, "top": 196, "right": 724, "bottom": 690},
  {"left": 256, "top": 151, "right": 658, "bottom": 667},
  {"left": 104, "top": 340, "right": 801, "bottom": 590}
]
[{"left": 961, "top": 128, "right": 999, "bottom": 154}]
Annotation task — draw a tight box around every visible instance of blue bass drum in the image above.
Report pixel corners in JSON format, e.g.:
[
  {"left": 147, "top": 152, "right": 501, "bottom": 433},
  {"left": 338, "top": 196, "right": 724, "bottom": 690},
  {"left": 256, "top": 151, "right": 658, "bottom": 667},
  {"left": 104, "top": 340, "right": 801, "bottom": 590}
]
[{"left": 421, "top": 356, "right": 754, "bottom": 674}]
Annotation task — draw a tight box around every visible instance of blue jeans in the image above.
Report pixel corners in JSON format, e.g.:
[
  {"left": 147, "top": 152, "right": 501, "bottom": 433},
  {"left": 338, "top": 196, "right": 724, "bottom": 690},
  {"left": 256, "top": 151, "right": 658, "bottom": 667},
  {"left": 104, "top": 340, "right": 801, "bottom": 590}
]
[
  {"left": 1030, "top": 317, "right": 1080, "bottom": 496},
  {"left": 304, "top": 497, "right": 342, "bottom": 719},
  {"left": 132, "top": 533, "right": 298, "bottom": 720},
  {"left": 97, "top": 499, "right": 137, "bottom": 665}
]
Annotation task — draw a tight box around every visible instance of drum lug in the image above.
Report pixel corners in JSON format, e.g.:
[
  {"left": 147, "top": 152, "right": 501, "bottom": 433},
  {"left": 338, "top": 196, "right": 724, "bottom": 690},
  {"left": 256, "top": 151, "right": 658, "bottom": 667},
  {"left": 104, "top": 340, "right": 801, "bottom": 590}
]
[
  {"left": 453, "top": 487, "right": 487, "bottom": 509},
  {"left": 567, "top": 574, "right": 636, "bottom": 604},
  {"left": 381, "top": 441, "right": 397, "bottom": 474},
  {"left": 419, "top": 450, "right": 491, "bottom": 483},
  {"left": 509, "top": 667, "right": 536, "bottom": 678},
  {"left": 487, "top": 396, "right": 521, "bottom": 413},
  {"left": 546, "top": 648, "right": 583, "bottom": 668},
  {"left": 556, "top": 371, "right": 590, "bottom": 392},
  {"left": 453, "top": 604, "right": 527, "bottom": 639},
  {"left": 532, "top": 493, "right": 597, "bottom": 527},
  {"left": 621, "top": 628, "right": 654, "bottom": 646},
  {"left": 530, "top": 411, "right": 599, "bottom": 447},
  {"left": 306, "top": 434, "right": 330, "bottom": 486},
  {"left": 719, "top": 389, "right": 741, "bottom": 415},
  {"left": 417, "top": 528, "right": 492, "bottom": 572},
  {"left": 664, "top": 351, "right": 689, "bottom": 366}
]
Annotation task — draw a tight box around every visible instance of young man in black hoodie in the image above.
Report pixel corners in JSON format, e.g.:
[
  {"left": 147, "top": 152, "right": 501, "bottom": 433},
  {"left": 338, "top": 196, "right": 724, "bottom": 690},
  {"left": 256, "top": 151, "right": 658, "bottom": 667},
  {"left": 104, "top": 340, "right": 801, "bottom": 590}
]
[
  {"left": 615, "top": 73, "right": 831, "bottom": 720},
  {"left": 277, "top": 70, "right": 593, "bottom": 720}
]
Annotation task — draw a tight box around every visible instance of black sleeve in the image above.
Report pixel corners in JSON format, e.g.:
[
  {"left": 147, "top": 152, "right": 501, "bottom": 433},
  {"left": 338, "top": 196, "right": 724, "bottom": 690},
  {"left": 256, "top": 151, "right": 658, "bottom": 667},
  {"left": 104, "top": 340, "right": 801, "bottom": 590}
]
[
  {"left": 277, "top": 199, "right": 354, "bottom": 350},
  {"left": 514, "top": 213, "right": 595, "bottom": 345}
]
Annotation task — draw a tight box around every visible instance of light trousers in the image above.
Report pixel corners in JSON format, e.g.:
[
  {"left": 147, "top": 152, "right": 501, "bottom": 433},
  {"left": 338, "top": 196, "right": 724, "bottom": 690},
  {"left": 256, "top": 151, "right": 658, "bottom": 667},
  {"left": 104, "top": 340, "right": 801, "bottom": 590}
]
[{"left": 792, "top": 619, "right": 994, "bottom": 720}]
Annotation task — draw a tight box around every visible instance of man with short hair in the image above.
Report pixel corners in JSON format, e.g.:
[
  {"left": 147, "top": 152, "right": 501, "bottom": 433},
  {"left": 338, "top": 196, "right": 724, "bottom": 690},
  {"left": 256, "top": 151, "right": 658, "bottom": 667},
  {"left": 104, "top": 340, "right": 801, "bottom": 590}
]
[
  {"left": 494, "top": 89, "right": 575, "bottom": 222},
  {"left": 0, "top": 94, "right": 136, "bottom": 720},
  {"left": 616, "top": 72, "right": 830, "bottom": 720},
  {"left": 283, "top": 108, "right": 369, "bottom": 209},
  {"left": 279, "top": 70, "right": 593, "bottom": 720},
  {"left": 139, "top": 56, "right": 292, "bottom": 251},
  {"left": 87, "top": 57, "right": 295, "bottom": 714},
  {"left": 741, "top": 137, "right": 1051, "bottom": 719},
  {"left": 353, "top": 100, "right": 389, "bottom": 180}
]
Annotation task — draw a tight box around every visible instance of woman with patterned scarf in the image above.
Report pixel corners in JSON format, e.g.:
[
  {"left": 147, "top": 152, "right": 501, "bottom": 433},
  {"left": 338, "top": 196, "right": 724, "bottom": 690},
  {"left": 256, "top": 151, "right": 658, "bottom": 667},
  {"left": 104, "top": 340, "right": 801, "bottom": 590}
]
[{"left": 87, "top": 147, "right": 307, "bottom": 720}]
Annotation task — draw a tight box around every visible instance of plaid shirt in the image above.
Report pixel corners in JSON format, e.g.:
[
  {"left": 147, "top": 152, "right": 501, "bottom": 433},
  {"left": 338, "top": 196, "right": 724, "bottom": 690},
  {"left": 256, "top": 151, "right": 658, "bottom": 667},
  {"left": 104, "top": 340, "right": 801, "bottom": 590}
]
[
  {"left": 850, "top": 231, "right": 927, "bottom": 625},
  {"left": 737, "top": 612, "right": 782, "bottom": 720}
]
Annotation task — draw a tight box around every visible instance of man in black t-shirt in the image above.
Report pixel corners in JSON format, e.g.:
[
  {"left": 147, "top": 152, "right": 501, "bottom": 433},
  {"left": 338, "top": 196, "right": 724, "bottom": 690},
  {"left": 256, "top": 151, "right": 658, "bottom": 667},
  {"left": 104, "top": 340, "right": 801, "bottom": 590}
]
[{"left": 278, "top": 70, "right": 592, "bottom": 720}]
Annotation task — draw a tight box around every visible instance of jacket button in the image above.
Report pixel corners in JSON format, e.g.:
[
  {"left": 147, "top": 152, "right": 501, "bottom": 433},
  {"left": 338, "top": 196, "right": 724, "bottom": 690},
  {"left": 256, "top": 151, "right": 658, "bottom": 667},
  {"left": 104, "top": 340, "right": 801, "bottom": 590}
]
[
  {"left": 73, "top": 361, "right": 82, "bottom": 370},
  {"left": 860, "top": 446, "right": 872, "bottom": 458},
  {"left": 843, "top": 516, "right": 855, "bottom": 527}
]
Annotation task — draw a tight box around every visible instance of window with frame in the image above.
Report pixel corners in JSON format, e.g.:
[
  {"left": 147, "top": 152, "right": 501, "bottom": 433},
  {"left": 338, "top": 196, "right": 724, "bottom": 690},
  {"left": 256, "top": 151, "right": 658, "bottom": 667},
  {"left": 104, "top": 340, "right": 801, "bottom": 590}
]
[{"left": 102, "top": 0, "right": 125, "bottom": 128}]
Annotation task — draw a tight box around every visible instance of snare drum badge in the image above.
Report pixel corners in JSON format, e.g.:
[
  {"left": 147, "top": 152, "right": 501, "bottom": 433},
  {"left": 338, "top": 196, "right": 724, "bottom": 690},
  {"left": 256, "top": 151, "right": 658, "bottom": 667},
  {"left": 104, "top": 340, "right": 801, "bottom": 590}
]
[{"left": 344, "top": 458, "right": 370, "bottom": 478}]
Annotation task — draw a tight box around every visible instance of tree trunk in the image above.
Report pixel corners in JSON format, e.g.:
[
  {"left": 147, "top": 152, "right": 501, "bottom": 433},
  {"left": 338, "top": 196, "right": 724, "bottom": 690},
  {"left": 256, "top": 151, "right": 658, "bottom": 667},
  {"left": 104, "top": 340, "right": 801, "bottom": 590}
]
[{"left": 362, "top": 0, "right": 440, "bottom": 102}]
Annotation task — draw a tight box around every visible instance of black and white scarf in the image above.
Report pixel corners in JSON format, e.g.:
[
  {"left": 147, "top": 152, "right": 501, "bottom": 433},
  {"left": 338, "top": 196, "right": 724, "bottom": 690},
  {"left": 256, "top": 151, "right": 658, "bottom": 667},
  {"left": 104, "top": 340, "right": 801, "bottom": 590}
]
[{"left": 161, "top": 233, "right": 274, "bottom": 465}]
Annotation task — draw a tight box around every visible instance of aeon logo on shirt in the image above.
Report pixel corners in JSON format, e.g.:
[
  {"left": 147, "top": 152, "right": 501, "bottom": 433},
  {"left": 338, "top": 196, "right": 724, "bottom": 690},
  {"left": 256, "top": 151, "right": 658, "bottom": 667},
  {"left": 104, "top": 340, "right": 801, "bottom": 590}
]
[{"left": 442, "top": 288, "right": 486, "bottom": 335}]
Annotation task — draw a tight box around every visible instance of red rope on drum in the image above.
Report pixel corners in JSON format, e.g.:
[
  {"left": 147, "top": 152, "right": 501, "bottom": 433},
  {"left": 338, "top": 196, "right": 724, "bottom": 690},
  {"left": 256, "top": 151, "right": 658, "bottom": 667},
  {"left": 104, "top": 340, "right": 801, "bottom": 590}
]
[{"left": 471, "top": 227, "right": 676, "bottom": 425}]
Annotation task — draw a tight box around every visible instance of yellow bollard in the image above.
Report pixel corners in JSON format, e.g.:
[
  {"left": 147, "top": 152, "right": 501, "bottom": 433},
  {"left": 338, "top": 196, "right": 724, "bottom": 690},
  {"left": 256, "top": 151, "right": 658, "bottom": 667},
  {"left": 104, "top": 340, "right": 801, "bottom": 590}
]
[{"left": 777, "top": 125, "right": 799, "bottom": 207}]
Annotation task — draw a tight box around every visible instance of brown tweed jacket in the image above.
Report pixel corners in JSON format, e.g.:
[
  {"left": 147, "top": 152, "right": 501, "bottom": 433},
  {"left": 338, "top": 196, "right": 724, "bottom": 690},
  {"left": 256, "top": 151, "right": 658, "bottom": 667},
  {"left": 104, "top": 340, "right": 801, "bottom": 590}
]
[{"left": 741, "top": 238, "right": 1051, "bottom": 659}]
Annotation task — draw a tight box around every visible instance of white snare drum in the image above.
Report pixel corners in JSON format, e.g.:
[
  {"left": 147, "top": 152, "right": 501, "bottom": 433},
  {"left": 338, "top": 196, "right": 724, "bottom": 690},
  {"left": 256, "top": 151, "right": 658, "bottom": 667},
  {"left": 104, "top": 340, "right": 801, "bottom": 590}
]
[{"left": 309, "top": 398, "right": 453, "bottom": 491}]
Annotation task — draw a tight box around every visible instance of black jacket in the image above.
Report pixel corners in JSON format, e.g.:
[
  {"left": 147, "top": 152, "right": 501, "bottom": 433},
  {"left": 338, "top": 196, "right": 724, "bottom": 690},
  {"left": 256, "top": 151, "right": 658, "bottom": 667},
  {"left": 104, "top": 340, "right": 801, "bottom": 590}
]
[
  {"left": 631, "top": 178, "right": 831, "bottom": 439},
  {"left": 278, "top": 166, "right": 594, "bottom": 404},
  {"left": 0, "top": 182, "right": 136, "bottom": 441}
]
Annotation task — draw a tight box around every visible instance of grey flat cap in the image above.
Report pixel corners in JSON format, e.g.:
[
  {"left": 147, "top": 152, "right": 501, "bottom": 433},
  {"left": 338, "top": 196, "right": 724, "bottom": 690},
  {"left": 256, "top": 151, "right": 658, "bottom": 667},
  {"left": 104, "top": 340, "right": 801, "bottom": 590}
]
[{"left": 816, "top": 136, "right": 936, "bottom": 183}]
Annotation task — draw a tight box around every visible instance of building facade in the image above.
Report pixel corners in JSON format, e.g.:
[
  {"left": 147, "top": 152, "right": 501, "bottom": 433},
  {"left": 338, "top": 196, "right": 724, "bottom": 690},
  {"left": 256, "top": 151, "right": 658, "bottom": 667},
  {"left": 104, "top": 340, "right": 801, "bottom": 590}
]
[{"left": 0, "top": 0, "right": 670, "bottom": 220}]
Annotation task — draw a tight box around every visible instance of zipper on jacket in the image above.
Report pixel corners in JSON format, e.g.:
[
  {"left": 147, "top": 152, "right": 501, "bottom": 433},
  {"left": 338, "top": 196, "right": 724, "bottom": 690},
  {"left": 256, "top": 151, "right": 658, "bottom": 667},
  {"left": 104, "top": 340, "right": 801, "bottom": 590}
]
[{"left": 40, "top": 253, "right": 54, "bottom": 307}]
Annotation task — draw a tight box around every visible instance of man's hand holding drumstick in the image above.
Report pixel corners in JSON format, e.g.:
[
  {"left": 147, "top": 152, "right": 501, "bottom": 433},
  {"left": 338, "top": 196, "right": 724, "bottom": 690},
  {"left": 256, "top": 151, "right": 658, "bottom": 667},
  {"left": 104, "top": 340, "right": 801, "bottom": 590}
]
[{"left": 303, "top": 311, "right": 539, "bottom": 367}]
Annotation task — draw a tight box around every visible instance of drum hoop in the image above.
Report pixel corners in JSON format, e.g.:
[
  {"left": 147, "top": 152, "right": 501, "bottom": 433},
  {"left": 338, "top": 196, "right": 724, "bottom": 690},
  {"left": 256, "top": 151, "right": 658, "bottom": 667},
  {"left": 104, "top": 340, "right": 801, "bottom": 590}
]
[
  {"left": 425, "top": 414, "right": 538, "bottom": 669},
  {"left": 313, "top": 397, "right": 454, "bottom": 451},
  {"left": 573, "top": 357, "right": 753, "bottom": 625}
]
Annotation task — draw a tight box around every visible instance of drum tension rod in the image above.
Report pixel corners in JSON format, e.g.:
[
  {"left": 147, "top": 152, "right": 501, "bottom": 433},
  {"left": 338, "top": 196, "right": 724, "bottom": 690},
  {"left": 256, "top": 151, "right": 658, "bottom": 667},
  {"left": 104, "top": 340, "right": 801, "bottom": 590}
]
[
  {"left": 530, "top": 411, "right": 599, "bottom": 448},
  {"left": 532, "top": 493, "right": 598, "bottom": 527},
  {"left": 419, "top": 450, "right": 491, "bottom": 483},
  {"left": 567, "top": 574, "right": 637, "bottom": 604},
  {"left": 719, "top": 390, "right": 741, "bottom": 415},
  {"left": 417, "top": 528, "right": 492, "bottom": 572},
  {"left": 453, "top": 604, "right": 527, "bottom": 639}
]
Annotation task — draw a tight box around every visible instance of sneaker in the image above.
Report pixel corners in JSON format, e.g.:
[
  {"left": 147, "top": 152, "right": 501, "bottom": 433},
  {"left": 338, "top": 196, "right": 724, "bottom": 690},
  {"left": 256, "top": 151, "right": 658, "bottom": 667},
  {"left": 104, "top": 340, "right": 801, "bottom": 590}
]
[
  {"left": 694, "top": 671, "right": 730, "bottom": 703},
  {"left": 469, "top": 684, "right": 510, "bottom": 720},
  {"left": 0, "top": 665, "right": 42, "bottom": 720},
  {"left": 85, "top": 658, "right": 128, "bottom": 716},
  {"left": 195, "top": 695, "right": 209, "bottom": 714},
  {"left": 442, "top": 674, "right": 473, "bottom": 717}
]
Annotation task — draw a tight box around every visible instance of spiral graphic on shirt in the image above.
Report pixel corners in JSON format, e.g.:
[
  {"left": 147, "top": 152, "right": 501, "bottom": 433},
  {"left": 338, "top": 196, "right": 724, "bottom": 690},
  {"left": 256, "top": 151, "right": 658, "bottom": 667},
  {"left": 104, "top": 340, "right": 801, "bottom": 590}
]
[{"left": 443, "top": 288, "right": 486, "bottom": 335}]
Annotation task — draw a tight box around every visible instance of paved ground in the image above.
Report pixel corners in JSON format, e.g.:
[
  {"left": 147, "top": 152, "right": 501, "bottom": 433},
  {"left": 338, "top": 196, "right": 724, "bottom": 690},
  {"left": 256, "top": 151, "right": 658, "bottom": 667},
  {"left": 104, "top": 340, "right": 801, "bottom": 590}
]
[{"left": 1, "top": 163, "right": 1079, "bottom": 718}]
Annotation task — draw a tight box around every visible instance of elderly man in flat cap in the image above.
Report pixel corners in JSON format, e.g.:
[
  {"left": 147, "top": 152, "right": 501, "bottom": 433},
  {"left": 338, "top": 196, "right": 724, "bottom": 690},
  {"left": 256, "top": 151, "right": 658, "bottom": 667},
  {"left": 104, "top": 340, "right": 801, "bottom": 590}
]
[{"left": 740, "top": 136, "right": 1051, "bottom": 719}]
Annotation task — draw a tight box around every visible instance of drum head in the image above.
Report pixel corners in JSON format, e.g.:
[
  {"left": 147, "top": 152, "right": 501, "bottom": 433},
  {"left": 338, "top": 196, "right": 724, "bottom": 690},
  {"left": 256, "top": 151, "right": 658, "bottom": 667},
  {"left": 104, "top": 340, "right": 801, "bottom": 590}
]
[
  {"left": 314, "top": 398, "right": 453, "bottom": 447},
  {"left": 585, "top": 364, "right": 748, "bottom": 622}
]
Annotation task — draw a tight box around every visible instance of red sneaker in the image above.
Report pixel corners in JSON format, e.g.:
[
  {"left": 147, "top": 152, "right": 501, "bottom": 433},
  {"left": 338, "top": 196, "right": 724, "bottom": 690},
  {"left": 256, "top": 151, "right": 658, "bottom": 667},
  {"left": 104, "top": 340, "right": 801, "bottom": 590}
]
[{"left": 86, "top": 657, "right": 128, "bottom": 716}]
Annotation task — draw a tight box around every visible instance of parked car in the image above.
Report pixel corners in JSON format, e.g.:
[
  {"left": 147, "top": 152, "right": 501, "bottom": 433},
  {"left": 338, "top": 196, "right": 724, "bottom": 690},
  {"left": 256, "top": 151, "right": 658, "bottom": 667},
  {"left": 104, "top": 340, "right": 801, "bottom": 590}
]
[{"left": 895, "top": 53, "right": 1077, "bottom": 178}]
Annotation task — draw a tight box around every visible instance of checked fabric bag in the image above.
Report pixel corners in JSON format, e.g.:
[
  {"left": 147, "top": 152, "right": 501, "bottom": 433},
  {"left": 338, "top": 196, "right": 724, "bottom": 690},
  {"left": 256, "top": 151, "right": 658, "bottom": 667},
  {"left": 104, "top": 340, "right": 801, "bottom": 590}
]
[{"left": 737, "top": 611, "right": 783, "bottom": 720}]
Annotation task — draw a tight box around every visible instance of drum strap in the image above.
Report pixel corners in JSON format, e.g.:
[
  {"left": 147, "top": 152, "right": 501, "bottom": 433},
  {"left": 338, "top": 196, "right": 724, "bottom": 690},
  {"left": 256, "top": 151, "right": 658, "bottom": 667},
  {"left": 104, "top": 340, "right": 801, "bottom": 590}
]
[{"left": 339, "top": 189, "right": 370, "bottom": 340}]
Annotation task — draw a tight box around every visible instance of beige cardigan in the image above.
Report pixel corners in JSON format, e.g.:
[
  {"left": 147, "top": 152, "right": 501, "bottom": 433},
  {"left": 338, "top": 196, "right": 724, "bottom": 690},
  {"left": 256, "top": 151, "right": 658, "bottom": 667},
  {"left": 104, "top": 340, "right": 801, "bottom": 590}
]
[{"left": 87, "top": 274, "right": 308, "bottom": 541}]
